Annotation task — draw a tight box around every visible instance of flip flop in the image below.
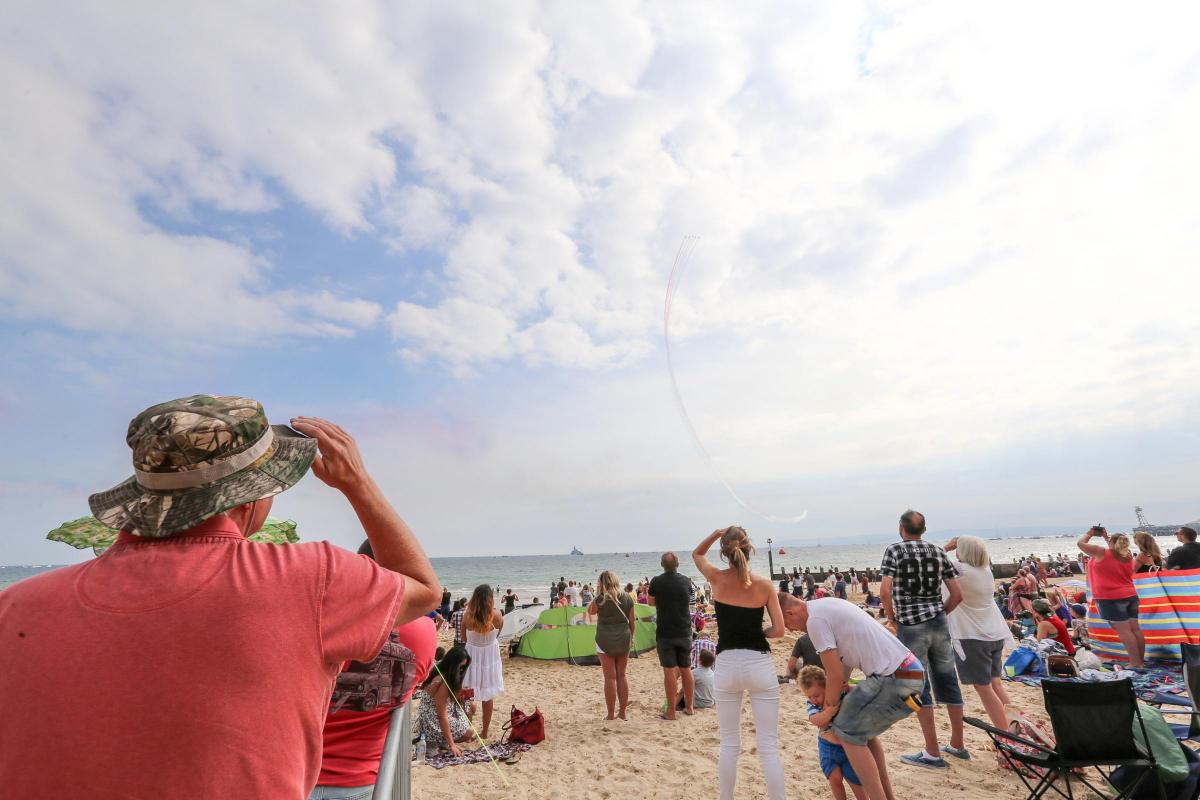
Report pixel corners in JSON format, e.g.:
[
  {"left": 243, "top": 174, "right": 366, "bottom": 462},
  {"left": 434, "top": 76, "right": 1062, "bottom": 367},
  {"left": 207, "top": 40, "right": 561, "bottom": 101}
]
[
  {"left": 504, "top": 751, "right": 522, "bottom": 765},
  {"left": 658, "top": 713, "right": 677, "bottom": 721}
]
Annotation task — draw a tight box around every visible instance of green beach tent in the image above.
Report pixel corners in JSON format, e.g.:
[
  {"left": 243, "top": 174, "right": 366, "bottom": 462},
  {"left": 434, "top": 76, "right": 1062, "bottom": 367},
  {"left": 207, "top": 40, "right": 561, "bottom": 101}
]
[{"left": 514, "top": 603, "right": 658, "bottom": 665}]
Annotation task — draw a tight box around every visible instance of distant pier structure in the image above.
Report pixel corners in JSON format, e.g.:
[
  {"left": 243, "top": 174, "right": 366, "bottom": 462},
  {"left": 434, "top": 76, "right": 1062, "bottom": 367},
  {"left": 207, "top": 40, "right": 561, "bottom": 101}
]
[{"left": 1134, "top": 506, "right": 1183, "bottom": 537}]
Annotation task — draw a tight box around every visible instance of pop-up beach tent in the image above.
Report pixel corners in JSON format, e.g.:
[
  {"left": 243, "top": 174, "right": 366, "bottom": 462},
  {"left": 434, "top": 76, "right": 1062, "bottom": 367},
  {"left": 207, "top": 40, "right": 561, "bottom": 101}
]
[{"left": 514, "top": 603, "right": 658, "bottom": 665}]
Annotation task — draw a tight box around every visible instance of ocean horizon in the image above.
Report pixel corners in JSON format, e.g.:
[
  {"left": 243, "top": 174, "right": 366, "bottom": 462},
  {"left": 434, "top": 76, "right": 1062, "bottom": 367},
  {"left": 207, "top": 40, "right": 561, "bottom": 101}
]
[{"left": 3, "top": 532, "right": 1181, "bottom": 599}]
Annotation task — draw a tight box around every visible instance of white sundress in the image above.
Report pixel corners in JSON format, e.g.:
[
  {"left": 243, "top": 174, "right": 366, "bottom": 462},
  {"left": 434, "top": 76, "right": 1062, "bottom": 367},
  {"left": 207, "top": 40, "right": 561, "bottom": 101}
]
[{"left": 464, "top": 627, "right": 505, "bottom": 702}]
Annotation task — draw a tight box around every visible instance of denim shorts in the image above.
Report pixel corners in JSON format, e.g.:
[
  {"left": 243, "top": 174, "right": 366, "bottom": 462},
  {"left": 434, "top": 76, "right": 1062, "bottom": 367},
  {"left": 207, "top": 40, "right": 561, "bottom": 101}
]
[
  {"left": 895, "top": 613, "right": 964, "bottom": 706},
  {"left": 1096, "top": 595, "right": 1140, "bottom": 623},
  {"left": 829, "top": 672, "right": 925, "bottom": 747}
]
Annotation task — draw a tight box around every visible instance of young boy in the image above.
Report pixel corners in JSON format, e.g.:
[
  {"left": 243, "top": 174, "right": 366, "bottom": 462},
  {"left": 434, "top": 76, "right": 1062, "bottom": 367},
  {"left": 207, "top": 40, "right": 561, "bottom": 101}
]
[
  {"left": 692, "top": 649, "right": 716, "bottom": 709},
  {"left": 799, "top": 666, "right": 867, "bottom": 800},
  {"left": 1069, "top": 603, "right": 1090, "bottom": 648}
]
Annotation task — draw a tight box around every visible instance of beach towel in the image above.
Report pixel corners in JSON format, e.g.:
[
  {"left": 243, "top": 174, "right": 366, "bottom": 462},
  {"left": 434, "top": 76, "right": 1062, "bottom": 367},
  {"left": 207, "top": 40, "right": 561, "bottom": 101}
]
[
  {"left": 1087, "top": 568, "right": 1200, "bottom": 663},
  {"left": 423, "top": 742, "right": 531, "bottom": 770}
]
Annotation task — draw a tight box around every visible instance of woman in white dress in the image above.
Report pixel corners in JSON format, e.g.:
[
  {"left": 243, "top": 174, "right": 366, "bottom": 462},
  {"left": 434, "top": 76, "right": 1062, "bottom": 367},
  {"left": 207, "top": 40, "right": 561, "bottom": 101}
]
[{"left": 463, "top": 584, "right": 505, "bottom": 738}]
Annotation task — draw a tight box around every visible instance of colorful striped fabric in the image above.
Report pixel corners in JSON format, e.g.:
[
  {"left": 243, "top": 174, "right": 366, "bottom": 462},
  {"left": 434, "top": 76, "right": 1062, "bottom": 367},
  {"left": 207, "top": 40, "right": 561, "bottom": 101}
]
[{"left": 1087, "top": 568, "right": 1200, "bottom": 662}]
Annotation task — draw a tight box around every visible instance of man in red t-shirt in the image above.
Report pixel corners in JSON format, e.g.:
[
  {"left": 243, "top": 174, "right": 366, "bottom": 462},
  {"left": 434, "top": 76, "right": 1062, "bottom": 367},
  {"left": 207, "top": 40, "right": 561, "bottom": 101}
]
[
  {"left": 312, "top": 541, "right": 439, "bottom": 796},
  {"left": 0, "top": 395, "right": 441, "bottom": 800}
]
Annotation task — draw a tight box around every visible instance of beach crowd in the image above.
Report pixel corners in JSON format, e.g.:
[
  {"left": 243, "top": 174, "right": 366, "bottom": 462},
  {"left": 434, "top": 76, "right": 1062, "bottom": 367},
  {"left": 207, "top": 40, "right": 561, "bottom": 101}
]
[{"left": 0, "top": 394, "right": 1196, "bottom": 799}]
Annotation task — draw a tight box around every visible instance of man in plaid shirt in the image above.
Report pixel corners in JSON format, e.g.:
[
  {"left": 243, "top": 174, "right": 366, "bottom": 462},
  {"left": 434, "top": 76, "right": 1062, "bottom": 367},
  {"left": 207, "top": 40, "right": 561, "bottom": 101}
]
[
  {"left": 450, "top": 602, "right": 466, "bottom": 648},
  {"left": 880, "top": 510, "right": 965, "bottom": 770},
  {"left": 690, "top": 634, "right": 717, "bottom": 669}
]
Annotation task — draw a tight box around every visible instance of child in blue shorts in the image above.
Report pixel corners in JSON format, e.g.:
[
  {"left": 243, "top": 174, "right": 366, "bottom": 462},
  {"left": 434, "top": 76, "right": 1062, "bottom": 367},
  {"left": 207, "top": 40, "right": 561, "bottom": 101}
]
[{"left": 800, "top": 665, "right": 867, "bottom": 800}]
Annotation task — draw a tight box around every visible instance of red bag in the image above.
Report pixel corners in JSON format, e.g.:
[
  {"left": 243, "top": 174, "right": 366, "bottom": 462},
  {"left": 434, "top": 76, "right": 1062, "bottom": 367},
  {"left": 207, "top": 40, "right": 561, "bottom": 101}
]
[{"left": 503, "top": 705, "right": 545, "bottom": 745}]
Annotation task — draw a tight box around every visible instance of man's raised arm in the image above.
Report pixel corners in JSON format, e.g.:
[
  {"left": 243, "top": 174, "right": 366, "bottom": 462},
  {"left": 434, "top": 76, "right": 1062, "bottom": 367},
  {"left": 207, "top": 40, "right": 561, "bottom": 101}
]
[{"left": 292, "top": 416, "right": 441, "bottom": 625}]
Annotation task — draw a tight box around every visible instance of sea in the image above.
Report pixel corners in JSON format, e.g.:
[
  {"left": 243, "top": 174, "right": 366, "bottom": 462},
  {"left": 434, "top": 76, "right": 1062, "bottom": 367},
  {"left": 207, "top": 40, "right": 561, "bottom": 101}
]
[{"left": 2, "top": 533, "right": 1178, "bottom": 598}]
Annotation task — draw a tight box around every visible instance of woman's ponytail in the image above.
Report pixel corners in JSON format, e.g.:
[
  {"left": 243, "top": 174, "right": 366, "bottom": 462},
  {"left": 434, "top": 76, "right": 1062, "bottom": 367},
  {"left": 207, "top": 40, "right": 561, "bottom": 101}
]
[{"left": 720, "top": 526, "right": 754, "bottom": 587}]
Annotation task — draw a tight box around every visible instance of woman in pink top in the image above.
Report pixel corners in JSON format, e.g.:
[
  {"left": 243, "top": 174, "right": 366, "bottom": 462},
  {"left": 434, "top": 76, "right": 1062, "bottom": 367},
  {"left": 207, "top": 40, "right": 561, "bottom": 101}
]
[{"left": 1078, "top": 526, "right": 1144, "bottom": 667}]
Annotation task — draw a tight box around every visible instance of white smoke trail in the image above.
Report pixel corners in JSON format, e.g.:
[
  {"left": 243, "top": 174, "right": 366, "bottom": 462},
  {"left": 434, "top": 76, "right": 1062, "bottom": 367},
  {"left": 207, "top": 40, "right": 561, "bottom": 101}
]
[{"left": 663, "top": 236, "right": 808, "bottom": 524}]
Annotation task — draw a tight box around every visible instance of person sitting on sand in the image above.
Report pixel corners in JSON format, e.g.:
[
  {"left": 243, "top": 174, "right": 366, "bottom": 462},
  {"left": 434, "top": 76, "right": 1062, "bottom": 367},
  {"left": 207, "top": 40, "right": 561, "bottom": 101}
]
[
  {"left": 779, "top": 593, "right": 923, "bottom": 800},
  {"left": 0, "top": 397, "right": 441, "bottom": 799},
  {"left": 1031, "top": 599, "right": 1075, "bottom": 656},
  {"left": 800, "top": 665, "right": 868, "bottom": 800},
  {"left": 417, "top": 648, "right": 477, "bottom": 756},
  {"left": 590, "top": 570, "right": 636, "bottom": 720},
  {"left": 692, "top": 649, "right": 717, "bottom": 709},
  {"left": 1069, "top": 603, "right": 1090, "bottom": 647},
  {"left": 787, "top": 633, "right": 822, "bottom": 680},
  {"left": 694, "top": 527, "right": 786, "bottom": 800}
]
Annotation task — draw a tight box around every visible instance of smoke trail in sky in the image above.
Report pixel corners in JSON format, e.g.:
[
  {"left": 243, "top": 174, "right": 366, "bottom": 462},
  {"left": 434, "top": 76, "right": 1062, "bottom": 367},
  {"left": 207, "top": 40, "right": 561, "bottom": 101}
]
[{"left": 663, "top": 236, "right": 808, "bottom": 524}]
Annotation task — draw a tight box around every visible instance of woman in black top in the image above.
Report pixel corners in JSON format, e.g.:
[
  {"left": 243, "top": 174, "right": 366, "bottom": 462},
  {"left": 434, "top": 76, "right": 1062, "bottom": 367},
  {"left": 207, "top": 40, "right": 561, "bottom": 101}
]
[
  {"left": 693, "top": 527, "right": 785, "bottom": 800},
  {"left": 1134, "top": 532, "right": 1163, "bottom": 573}
]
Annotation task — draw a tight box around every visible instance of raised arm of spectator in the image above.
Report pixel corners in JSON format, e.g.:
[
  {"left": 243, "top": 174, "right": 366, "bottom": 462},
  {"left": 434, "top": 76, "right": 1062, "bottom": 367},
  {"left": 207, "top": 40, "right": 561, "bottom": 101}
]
[
  {"left": 1077, "top": 526, "right": 1108, "bottom": 560},
  {"left": 292, "top": 416, "right": 441, "bottom": 626},
  {"left": 692, "top": 529, "right": 724, "bottom": 579}
]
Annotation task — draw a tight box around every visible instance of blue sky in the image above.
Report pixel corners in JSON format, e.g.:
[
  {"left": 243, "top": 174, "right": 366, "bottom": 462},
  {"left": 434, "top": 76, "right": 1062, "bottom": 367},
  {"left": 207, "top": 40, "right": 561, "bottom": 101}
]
[{"left": 2, "top": 2, "right": 1199, "bottom": 565}]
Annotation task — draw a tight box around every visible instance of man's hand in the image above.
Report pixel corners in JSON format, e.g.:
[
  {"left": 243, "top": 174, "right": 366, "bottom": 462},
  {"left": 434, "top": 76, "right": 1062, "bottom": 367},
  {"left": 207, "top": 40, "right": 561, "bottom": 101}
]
[
  {"left": 291, "top": 417, "right": 371, "bottom": 495},
  {"left": 944, "top": 537, "right": 959, "bottom": 552}
]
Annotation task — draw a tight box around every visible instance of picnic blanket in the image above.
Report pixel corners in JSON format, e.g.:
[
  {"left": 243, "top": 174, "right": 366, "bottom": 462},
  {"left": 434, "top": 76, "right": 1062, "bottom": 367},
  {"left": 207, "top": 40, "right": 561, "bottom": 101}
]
[
  {"left": 424, "top": 741, "right": 531, "bottom": 769},
  {"left": 1005, "top": 660, "right": 1191, "bottom": 705}
]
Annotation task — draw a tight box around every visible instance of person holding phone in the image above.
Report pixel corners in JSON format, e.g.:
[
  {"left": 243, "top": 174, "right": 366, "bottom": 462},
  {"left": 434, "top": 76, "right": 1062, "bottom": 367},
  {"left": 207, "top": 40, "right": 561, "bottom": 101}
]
[{"left": 1078, "top": 526, "right": 1144, "bottom": 667}]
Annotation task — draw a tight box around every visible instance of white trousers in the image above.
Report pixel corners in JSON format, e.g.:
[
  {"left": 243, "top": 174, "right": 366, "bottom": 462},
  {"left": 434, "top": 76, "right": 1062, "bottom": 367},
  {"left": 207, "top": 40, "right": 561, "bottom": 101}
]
[{"left": 714, "top": 649, "right": 787, "bottom": 800}]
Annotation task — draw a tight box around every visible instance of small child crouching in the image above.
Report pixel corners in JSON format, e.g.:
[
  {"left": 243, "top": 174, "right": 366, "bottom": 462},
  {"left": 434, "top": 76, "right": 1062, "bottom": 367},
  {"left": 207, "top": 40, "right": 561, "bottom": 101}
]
[{"left": 799, "top": 666, "right": 867, "bottom": 800}]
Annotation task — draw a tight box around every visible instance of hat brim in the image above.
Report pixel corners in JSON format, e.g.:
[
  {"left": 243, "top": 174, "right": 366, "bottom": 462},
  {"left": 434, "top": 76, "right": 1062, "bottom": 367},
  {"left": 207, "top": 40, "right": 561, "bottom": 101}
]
[{"left": 88, "top": 425, "right": 317, "bottom": 539}]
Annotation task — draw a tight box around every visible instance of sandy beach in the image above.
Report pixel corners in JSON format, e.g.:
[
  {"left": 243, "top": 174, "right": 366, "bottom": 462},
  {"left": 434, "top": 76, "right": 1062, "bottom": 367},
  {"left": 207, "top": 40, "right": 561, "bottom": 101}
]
[{"left": 414, "top": 623, "right": 1047, "bottom": 800}]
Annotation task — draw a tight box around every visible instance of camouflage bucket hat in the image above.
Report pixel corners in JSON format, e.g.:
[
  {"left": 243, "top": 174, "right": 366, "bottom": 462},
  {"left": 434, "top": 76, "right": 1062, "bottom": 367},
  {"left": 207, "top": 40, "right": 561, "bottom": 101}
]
[{"left": 88, "top": 395, "right": 318, "bottom": 538}]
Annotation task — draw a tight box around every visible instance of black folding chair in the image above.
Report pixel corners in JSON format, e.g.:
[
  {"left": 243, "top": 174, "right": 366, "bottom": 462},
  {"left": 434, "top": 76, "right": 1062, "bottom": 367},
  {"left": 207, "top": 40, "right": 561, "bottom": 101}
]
[{"left": 966, "top": 678, "right": 1166, "bottom": 799}]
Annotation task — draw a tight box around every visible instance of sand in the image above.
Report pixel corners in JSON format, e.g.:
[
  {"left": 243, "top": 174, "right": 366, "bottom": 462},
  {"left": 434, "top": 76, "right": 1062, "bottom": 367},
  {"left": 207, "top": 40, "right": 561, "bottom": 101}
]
[{"left": 412, "top": 622, "right": 1056, "bottom": 800}]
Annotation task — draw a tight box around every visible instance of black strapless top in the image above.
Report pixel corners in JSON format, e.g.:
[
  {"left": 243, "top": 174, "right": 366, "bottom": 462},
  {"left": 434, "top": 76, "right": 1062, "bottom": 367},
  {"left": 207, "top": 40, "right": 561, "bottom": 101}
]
[{"left": 714, "top": 599, "right": 771, "bottom": 654}]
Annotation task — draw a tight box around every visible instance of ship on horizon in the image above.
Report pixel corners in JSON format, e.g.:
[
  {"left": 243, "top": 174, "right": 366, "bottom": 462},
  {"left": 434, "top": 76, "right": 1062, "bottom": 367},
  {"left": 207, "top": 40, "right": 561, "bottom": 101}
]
[{"left": 570, "top": 545, "right": 584, "bottom": 556}]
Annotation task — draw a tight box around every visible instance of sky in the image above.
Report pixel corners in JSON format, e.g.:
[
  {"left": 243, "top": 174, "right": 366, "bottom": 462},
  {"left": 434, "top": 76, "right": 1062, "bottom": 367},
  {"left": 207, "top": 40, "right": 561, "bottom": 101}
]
[{"left": 2, "top": 2, "right": 1199, "bottom": 565}]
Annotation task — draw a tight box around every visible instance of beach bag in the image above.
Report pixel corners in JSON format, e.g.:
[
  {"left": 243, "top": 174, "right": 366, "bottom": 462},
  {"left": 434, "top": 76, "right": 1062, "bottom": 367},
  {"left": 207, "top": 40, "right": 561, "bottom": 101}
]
[
  {"left": 997, "top": 710, "right": 1056, "bottom": 777},
  {"left": 1004, "top": 647, "right": 1043, "bottom": 677},
  {"left": 1045, "top": 654, "right": 1079, "bottom": 678},
  {"left": 503, "top": 705, "right": 545, "bottom": 745}
]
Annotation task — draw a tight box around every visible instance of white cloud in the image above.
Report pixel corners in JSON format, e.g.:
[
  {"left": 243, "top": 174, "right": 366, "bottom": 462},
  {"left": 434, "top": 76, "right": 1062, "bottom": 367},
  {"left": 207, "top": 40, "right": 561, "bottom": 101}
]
[{"left": 4, "top": 0, "right": 1200, "bottom": 513}]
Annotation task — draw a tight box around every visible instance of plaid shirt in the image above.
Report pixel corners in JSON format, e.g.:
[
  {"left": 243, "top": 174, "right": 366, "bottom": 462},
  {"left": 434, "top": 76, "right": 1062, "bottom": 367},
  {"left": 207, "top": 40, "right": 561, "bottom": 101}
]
[
  {"left": 450, "top": 609, "right": 466, "bottom": 645},
  {"left": 879, "top": 539, "right": 958, "bottom": 626},
  {"left": 691, "top": 637, "right": 717, "bottom": 669}
]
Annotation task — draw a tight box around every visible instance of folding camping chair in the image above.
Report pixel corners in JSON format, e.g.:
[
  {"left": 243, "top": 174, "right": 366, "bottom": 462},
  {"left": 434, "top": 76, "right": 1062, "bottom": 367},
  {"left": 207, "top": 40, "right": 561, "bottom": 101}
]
[{"left": 966, "top": 678, "right": 1166, "bottom": 800}]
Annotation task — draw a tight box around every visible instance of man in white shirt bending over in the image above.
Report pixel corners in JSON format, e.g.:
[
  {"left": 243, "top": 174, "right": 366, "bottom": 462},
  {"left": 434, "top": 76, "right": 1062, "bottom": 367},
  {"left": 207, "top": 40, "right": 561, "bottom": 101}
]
[{"left": 779, "top": 594, "right": 924, "bottom": 800}]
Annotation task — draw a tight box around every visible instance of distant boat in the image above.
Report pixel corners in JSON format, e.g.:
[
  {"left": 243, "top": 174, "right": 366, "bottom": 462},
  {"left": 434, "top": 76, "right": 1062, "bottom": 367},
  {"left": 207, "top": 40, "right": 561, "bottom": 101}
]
[
  {"left": 624, "top": 553, "right": 630, "bottom": 557},
  {"left": 570, "top": 546, "right": 584, "bottom": 556},
  {"left": 778, "top": 548, "right": 786, "bottom": 555}
]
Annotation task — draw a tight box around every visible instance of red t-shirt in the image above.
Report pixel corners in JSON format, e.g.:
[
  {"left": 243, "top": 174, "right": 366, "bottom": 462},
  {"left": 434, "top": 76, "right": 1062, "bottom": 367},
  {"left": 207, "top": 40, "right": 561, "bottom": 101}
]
[
  {"left": 0, "top": 515, "right": 404, "bottom": 800},
  {"left": 317, "top": 617, "right": 437, "bottom": 787},
  {"left": 1046, "top": 614, "right": 1076, "bottom": 655},
  {"left": 1089, "top": 552, "right": 1135, "bottom": 600}
]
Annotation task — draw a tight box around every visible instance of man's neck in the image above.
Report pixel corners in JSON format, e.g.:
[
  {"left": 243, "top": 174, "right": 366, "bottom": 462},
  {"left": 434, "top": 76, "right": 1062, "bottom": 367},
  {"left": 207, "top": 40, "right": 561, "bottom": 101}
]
[{"left": 901, "top": 533, "right": 923, "bottom": 543}]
